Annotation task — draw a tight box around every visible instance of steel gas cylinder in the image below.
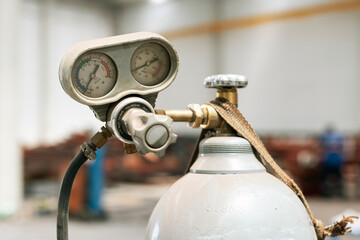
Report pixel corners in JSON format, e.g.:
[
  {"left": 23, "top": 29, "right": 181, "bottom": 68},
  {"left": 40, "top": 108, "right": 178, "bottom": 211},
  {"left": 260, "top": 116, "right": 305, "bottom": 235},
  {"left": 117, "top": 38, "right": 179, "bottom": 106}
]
[{"left": 146, "top": 135, "right": 317, "bottom": 240}]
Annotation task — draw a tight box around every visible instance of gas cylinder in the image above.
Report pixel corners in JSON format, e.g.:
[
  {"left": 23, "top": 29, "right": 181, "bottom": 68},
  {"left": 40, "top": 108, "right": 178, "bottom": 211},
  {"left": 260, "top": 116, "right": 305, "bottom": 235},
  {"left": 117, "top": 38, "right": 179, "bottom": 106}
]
[{"left": 146, "top": 135, "right": 317, "bottom": 239}]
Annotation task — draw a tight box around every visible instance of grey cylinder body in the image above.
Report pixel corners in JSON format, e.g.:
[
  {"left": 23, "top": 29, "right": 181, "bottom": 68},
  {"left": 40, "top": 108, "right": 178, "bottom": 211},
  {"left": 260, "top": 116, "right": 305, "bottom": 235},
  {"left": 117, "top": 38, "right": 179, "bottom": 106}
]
[{"left": 146, "top": 136, "right": 317, "bottom": 240}]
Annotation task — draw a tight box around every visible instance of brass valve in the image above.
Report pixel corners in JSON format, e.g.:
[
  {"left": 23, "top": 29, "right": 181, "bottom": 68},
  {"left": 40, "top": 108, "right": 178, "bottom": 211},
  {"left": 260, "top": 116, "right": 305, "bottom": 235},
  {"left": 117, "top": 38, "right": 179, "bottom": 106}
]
[
  {"left": 155, "top": 74, "right": 248, "bottom": 132},
  {"left": 110, "top": 74, "right": 248, "bottom": 156}
]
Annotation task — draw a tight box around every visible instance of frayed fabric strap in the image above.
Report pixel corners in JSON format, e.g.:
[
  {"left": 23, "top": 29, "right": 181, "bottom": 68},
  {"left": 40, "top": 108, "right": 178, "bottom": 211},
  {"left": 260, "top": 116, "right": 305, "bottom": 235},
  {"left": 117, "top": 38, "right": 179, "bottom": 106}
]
[{"left": 207, "top": 97, "right": 358, "bottom": 240}]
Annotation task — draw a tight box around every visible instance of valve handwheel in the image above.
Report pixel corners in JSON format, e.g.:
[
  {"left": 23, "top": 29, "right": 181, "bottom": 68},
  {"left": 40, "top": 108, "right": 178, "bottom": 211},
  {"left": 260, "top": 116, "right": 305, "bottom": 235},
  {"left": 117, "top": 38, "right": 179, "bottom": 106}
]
[
  {"left": 122, "top": 109, "right": 177, "bottom": 157},
  {"left": 204, "top": 74, "right": 248, "bottom": 89}
]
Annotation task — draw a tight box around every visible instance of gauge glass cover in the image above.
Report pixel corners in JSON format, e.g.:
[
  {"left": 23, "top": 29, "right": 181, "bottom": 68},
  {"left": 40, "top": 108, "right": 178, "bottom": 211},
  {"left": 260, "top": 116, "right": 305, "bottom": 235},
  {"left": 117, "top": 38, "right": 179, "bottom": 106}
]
[
  {"left": 130, "top": 42, "right": 171, "bottom": 86},
  {"left": 72, "top": 52, "right": 117, "bottom": 98}
]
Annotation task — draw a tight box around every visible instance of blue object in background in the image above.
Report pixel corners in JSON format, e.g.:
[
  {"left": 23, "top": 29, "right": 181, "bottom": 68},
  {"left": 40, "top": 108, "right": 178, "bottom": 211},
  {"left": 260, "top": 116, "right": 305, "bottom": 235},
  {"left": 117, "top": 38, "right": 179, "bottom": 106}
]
[
  {"left": 320, "top": 128, "right": 345, "bottom": 168},
  {"left": 87, "top": 146, "right": 107, "bottom": 215}
]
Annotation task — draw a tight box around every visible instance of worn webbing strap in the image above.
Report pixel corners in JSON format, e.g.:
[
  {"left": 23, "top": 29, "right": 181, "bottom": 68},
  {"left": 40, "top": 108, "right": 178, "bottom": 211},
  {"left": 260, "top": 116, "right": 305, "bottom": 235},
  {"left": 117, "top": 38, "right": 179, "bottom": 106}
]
[
  {"left": 185, "top": 129, "right": 208, "bottom": 173},
  {"left": 207, "top": 97, "right": 357, "bottom": 240}
]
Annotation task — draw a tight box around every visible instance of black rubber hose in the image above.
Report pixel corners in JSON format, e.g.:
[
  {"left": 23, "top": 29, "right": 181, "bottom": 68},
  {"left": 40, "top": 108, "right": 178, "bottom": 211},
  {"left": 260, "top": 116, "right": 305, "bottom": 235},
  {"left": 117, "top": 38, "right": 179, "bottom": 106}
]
[{"left": 57, "top": 149, "right": 88, "bottom": 240}]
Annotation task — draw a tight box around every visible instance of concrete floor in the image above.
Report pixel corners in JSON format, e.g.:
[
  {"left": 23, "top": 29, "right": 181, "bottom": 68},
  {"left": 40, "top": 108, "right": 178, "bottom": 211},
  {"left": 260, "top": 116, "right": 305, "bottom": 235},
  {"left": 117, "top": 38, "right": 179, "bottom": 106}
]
[{"left": 1, "top": 178, "right": 359, "bottom": 240}]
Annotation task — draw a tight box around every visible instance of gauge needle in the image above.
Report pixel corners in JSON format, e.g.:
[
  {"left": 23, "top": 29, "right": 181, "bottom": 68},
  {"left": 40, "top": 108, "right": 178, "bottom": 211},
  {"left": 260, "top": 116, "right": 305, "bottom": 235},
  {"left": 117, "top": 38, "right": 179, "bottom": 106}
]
[
  {"left": 131, "top": 57, "right": 158, "bottom": 72},
  {"left": 84, "top": 64, "right": 100, "bottom": 92}
]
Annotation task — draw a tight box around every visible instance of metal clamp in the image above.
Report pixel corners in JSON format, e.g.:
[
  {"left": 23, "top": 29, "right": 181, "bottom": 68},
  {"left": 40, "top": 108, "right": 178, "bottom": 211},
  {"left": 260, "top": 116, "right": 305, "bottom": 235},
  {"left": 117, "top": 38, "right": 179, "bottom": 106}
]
[{"left": 80, "top": 143, "right": 97, "bottom": 160}]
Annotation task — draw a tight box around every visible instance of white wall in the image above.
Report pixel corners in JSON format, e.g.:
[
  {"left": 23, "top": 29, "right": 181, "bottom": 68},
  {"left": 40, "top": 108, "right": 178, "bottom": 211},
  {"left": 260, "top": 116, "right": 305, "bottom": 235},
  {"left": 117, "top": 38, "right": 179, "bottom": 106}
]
[
  {"left": 0, "top": 0, "right": 22, "bottom": 218},
  {"left": 117, "top": 0, "right": 218, "bottom": 33},
  {"left": 221, "top": 9, "right": 360, "bottom": 133},
  {"left": 17, "top": 0, "right": 113, "bottom": 146},
  {"left": 219, "top": 0, "right": 346, "bottom": 20}
]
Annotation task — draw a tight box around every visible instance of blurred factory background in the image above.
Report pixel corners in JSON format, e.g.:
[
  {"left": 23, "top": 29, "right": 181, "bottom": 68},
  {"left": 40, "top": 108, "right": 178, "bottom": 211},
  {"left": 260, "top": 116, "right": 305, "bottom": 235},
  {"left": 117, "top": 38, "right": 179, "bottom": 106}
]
[{"left": 1, "top": 0, "right": 360, "bottom": 239}]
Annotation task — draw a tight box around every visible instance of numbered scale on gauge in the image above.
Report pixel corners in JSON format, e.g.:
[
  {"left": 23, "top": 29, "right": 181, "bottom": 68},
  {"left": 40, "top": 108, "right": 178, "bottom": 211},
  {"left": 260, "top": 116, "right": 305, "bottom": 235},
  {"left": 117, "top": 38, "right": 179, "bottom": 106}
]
[
  {"left": 72, "top": 52, "right": 117, "bottom": 98},
  {"left": 131, "top": 42, "right": 171, "bottom": 86}
]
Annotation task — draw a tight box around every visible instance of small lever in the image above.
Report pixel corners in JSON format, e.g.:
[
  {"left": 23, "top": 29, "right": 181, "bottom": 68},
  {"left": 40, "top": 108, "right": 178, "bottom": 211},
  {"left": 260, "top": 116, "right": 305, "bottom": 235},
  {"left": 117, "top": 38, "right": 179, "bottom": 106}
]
[{"left": 122, "top": 108, "right": 177, "bottom": 157}]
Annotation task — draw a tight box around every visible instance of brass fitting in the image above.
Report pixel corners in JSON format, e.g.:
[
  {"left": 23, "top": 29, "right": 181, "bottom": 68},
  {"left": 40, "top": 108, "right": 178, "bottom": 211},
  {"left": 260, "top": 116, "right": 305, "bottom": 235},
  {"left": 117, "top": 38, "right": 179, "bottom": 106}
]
[
  {"left": 124, "top": 143, "right": 137, "bottom": 154},
  {"left": 155, "top": 109, "right": 194, "bottom": 122},
  {"left": 90, "top": 126, "right": 112, "bottom": 149},
  {"left": 216, "top": 88, "right": 238, "bottom": 106},
  {"left": 154, "top": 81, "right": 238, "bottom": 131},
  {"left": 200, "top": 105, "right": 221, "bottom": 129},
  {"left": 186, "top": 104, "right": 203, "bottom": 128},
  {"left": 155, "top": 104, "right": 221, "bottom": 129}
]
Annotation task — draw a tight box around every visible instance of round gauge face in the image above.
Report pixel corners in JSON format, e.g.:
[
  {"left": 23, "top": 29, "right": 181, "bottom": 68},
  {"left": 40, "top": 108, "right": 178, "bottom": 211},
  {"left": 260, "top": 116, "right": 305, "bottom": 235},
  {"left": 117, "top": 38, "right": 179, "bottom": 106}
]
[
  {"left": 130, "top": 42, "right": 171, "bottom": 86},
  {"left": 72, "top": 52, "right": 117, "bottom": 98}
]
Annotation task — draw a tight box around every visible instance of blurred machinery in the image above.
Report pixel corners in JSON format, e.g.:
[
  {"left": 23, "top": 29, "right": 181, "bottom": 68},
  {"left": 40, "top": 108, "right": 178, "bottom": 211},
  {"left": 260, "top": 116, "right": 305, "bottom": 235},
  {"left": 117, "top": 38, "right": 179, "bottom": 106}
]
[
  {"left": 24, "top": 134, "right": 360, "bottom": 198},
  {"left": 264, "top": 136, "right": 322, "bottom": 196}
]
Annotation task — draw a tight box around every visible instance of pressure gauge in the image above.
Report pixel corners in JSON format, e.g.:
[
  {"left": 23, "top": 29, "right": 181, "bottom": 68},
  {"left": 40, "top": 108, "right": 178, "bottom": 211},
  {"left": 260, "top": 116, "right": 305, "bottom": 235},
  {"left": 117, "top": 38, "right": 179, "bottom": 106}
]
[
  {"left": 71, "top": 52, "right": 117, "bottom": 98},
  {"left": 59, "top": 32, "right": 179, "bottom": 108},
  {"left": 130, "top": 42, "right": 171, "bottom": 86}
]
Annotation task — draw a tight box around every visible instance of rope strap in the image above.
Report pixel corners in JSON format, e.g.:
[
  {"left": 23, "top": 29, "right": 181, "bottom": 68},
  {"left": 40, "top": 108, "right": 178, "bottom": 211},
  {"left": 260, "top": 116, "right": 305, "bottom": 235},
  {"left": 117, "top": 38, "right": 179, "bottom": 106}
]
[{"left": 207, "top": 97, "right": 358, "bottom": 240}]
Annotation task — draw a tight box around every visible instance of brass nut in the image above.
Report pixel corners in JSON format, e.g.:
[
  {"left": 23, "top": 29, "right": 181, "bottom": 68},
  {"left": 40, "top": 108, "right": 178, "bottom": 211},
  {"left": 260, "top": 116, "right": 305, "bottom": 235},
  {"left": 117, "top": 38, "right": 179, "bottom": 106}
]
[
  {"left": 186, "top": 104, "right": 203, "bottom": 128},
  {"left": 91, "top": 132, "right": 108, "bottom": 149},
  {"left": 90, "top": 127, "right": 113, "bottom": 149},
  {"left": 201, "top": 105, "right": 221, "bottom": 129},
  {"left": 101, "top": 126, "right": 112, "bottom": 139},
  {"left": 124, "top": 143, "right": 137, "bottom": 154}
]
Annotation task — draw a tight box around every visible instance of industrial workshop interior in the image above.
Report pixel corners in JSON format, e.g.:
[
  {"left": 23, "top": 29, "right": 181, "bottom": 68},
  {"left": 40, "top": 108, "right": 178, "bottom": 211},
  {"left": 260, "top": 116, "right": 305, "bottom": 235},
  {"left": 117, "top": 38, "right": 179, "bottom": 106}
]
[{"left": 1, "top": 0, "right": 360, "bottom": 239}]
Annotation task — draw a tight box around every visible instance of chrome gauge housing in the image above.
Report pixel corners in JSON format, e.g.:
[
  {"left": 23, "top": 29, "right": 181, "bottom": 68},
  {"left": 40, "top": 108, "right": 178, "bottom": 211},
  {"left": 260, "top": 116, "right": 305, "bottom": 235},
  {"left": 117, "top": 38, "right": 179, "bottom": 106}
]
[{"left": 59, "top": 32, "right": 179, "bottom": 106}]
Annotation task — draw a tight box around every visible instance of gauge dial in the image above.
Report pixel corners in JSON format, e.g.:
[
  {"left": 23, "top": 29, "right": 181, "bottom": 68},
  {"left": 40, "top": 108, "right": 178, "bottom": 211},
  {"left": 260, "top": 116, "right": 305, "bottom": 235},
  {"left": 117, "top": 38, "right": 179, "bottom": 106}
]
[
  {"left": 72, "top": 52, "right": 117, "bottom": 98},
  {"left": 130, "top": 42, "right": 171, "bottom": 86}
]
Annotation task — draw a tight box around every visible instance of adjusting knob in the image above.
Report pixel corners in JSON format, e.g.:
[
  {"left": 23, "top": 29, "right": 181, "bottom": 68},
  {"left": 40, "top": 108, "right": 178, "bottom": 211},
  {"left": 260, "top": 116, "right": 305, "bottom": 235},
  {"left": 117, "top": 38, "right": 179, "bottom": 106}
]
[
  {"left": 204, "top": 74, "right": 248, "bottom": 89},
  {"left": 122, "top": 109, "right": 177, "bottom": 157}
]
